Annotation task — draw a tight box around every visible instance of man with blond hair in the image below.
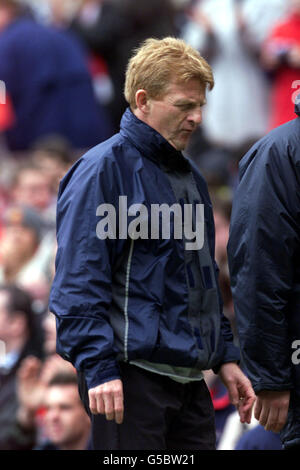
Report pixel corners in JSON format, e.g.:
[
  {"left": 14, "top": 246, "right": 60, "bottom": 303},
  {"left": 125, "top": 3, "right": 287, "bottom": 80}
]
[{"left": 50, "top": 37, "right": 255, "bottom": 450}]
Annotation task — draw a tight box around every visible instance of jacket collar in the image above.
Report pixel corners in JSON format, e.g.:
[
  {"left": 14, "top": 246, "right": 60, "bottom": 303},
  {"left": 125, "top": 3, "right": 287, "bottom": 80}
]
[{"left": 120, "top": 107, "right": 191, "bottom": 172}]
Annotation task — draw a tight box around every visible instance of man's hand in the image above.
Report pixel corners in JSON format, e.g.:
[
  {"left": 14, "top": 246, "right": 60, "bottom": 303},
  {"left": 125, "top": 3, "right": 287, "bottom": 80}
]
[
  {"left": 88, "top": 379, "right": 124, "bottom": 424},
  {"left": 17, "top": 356, "right": 46, "bottom": 429},
  {"left": 17, "top": 356, "right": 44, "bottom": 413},
  {"left": 254, "top": 390, "right": 290, "bottom": 433},
  {"left": 218, "top": 362, "right": 255, "bottom": 424}
]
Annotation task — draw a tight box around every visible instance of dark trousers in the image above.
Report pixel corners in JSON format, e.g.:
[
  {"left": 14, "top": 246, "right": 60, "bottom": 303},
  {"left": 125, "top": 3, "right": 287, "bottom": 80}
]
[{"left": 78, "top": 362, "right": 216, "bottom": 450}]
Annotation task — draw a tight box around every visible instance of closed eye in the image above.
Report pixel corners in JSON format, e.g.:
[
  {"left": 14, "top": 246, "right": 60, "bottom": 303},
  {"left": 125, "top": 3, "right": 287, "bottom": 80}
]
[{"left": 175, "top": 102, "right": 206, "bottom": 111}]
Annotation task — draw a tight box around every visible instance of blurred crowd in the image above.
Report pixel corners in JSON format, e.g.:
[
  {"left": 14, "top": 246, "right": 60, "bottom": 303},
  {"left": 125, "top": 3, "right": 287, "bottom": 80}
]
[{"left": 0, "top": 0, "right": 299, "bottom": 451}]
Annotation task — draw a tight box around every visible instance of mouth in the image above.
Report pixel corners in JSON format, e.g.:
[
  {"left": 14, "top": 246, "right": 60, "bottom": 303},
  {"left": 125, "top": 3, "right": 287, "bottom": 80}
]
[
  {"left": 179, "top": 130, "right": 193, "bottom": 138},
  {"left": 181, "top": 128, "right": 194, "bottom": 134}
]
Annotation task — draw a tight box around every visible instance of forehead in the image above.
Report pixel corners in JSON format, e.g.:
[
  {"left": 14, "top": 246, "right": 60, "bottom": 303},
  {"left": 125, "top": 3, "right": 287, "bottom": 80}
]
[
  {"left": 162, "top": 79, "right": 206, "bottom": 103},
  {"left": 17, "top": 169, "right": 48, "bottom": 184},
  {"left": 46, "top": 384, "right": 80, "bottom": 406}
]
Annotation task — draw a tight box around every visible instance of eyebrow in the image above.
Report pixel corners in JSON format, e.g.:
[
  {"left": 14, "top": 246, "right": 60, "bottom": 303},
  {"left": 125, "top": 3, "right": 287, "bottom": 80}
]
[{"left": 174, "top": 99, "right": 207, "bottom": 107}]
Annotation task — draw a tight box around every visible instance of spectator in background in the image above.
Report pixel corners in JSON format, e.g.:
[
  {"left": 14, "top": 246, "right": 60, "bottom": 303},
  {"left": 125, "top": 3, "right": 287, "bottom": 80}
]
[
  {"left": 4, "top": 309, "right": 75, "bottom": 450},
  {"left": 261, "top": 0, "right": 300, "bottom": 129},
  {"left": 181, "top": 0, "right": 286, "bottom": 153},
  {"left": 0, "top": 94, "right": 15, "bottom": 133},
  {"left": 9, "top": 162, "right": 58, "bottom": 267},
  {"left": 0, "top": 205, "right": 53, "bottom": 304},
  {"left": 31, "top": 134, "right": 75, "bottom": 195},
  {"left": 68, "top": 0, "right": 177, "bottom": 132},
  {"left": 0, "top": 0, "right": 112, "bottom": 152},
  {"left": 46, "top": 0, "right": 115, "bottom": 127},
  {"left": 13, "top": 312, "right": 79, "bottom": 449},
  {"left": 11, "top": 163, "right": 54, "bottom": 216},
  {"left": 34, "top": 372, "right": 91, "bottom": 450},
  {"left": 0, "top": 284, "right": 44, "bottom": 450},
  {"left": 10, "top": 158, "right": 62, "bottom": 232}
]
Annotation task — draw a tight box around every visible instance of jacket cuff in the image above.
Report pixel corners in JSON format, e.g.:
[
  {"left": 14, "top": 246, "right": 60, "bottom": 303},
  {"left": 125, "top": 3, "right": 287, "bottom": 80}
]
[
  {"left": 83, "top": 360, "right": 121, "bottom": 390},
  {"left": 212, "top": 342, "right": 241, "bottom": 374},
  {"left": 253, "top": 382, "right": 294, "bottom": 394}
]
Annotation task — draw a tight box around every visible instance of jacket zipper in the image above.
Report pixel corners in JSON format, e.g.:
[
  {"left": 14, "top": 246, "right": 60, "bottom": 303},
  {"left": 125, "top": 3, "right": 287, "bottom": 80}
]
[{"left": 124, "top": 238, "right": 134, "bottom": 362}]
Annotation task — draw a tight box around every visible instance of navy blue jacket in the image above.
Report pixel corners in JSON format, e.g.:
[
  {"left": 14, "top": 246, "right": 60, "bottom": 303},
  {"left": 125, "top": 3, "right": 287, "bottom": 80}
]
[
  {"left": 0, "top": 17, "right": 112, "bottom": 150},
  {"left": 50, "top": 108, "right": 239, "bottom": 390},
  {"left": 228, "top": 101, "right": 300, "bottom": 449}
]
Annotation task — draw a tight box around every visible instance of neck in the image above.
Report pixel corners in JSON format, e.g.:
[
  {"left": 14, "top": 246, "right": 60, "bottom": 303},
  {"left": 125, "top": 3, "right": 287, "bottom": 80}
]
[{"left": 133, "top": 107, "right": 148, "bottom": 126}]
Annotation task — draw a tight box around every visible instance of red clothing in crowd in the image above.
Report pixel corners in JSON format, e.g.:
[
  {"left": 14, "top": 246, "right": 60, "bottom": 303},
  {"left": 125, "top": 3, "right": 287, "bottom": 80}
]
[
  {"left": 264, "top": 13, "right": 300, "bottom": 130},
  {"left": 0, "top": 94, "right": 15, "bottom": 131}
]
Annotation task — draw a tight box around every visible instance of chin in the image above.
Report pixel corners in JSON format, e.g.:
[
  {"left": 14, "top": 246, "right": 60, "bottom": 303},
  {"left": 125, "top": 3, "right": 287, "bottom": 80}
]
[{"left": 176, "top": 143, "right": 187, "bottom": 151}]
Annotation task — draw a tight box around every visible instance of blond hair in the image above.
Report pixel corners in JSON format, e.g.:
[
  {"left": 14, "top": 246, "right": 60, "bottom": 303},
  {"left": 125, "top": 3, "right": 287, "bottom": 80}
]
[{"left": 124, "top": 37, "right": 214, "bottom": 109}]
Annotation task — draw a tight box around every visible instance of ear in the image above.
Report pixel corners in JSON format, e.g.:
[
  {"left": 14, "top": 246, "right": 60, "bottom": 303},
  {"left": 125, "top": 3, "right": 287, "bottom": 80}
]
[{"left": 135, "top": 89, "right": 149, "bottom": 114}]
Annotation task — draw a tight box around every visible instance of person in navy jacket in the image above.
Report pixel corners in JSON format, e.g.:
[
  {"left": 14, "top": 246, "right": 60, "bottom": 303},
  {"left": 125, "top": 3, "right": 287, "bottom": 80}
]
[
  {"left": 50, "top": 36, "right": 255, "bottom": 450},
  {"left": 0, "top": 0, "right": 112, "bottom": 151},
  {"left": 228, "top": 96, "right": 300, "bottom": 450}
]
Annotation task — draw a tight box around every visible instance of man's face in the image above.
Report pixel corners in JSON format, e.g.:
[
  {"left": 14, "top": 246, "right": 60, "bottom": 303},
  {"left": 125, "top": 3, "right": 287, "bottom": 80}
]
[
  {"left": 1, "top": 224, "right": 38, "bottom": 264},
  {"left": 145, "top": 79, "right": 206, "bottom": 151},
  {"left": 13, "top": 170, "right": 53, "bottom": 211},
  {"left": 44, "top": 384, "right": 90, "bottom": 448}
]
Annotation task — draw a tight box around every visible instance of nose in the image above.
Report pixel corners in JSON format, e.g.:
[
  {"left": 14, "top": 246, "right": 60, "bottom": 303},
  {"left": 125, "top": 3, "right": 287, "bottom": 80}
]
[
  {"left": 188, "top": 107, "right": 202, "bottom": 125},
  {"left": 47, "top": 408, "right": 60, "bottom": 423}
]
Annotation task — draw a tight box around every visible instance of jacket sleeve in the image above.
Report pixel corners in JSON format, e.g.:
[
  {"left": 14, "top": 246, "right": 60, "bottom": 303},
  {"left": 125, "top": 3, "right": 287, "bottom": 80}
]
[
  {"left": 49, "top": 155, "right": 125, "bottom": 390},
  {"left": 228, "top": 139, "right": 299, "bottom": 393}
]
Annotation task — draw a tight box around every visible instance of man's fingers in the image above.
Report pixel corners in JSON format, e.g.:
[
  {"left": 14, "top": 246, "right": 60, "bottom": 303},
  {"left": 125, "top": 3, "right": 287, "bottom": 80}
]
[
  {"left": 234, "top": 381, "right": 255, "bottom": 423},
  {"left": 18, "top": 356, "right": 41, "bottom": 380},
  {"left": 266, "top": 401, "right": 289, "bottom": 433},
  {"left": 238, "top": 385, "right": 255, "bottom": 412},
  {"left": 88, "top": 379, "right": 124, "bottom": 423},
  {"left": 114, "top": 391, "right": 124, "bottom": 424},
  {"left": 238, "top": 398, "right": 253, "bottom": 424},
  {"left": 264, "top": 407, "right": 279, "bottom": 432},
  {"left": 103, "top": 392, "right": 115, "bottom": 421},
  {"left": 89, "top": 389, "right": 105, "bottom": 415},
  {"left": 226, "top": 382, "right": 239, "bottom": 407},
  {"left": 258, "top": 403, "right": 269, "bottom": 428},
  {"left": 275, "top": 405, "right": 289, "bottom": 433},
  {"left": 255, "top": 391, "right": 290, "bottom": 432},
  {"left": 88, "top": 389, "right": 98, "bottom": 415},
  {"left": 254, "top": 398, "right": 262, "bottom": 422}
]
